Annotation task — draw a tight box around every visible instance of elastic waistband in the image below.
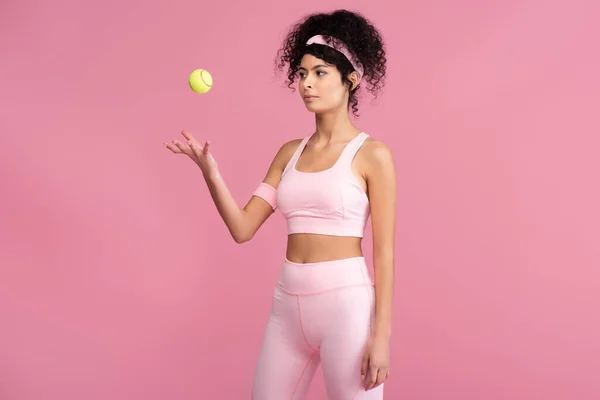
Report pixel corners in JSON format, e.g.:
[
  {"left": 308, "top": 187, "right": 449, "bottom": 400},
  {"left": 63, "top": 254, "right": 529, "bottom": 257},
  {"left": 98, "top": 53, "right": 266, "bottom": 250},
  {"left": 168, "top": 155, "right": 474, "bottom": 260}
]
[
  {"left": 277, "top": 256, "right": 373, "bottom": 295},
  {"left": 287, "top": 218, "right": 366, "bottom": 238}
]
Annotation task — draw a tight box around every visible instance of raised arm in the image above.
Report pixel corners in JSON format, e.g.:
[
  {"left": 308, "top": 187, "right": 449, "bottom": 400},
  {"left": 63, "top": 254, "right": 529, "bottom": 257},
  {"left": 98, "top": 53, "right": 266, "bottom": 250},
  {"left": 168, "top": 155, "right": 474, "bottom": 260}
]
[
  {"left": 164, "top": 130, "right": 299, "bottom": 243},
  {"left": 230, "top": 138, "right": 299, "bottom": 242}
]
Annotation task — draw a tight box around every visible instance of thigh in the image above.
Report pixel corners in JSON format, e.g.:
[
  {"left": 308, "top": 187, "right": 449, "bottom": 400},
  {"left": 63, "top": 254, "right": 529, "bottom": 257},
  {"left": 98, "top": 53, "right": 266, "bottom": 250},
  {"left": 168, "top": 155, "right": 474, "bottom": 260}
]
[
  {"left": 252, "top": 287, "right": 320, "bottom": 400},
  {"left": 319, "top": 286, "right": 384, "bottom": 400}
]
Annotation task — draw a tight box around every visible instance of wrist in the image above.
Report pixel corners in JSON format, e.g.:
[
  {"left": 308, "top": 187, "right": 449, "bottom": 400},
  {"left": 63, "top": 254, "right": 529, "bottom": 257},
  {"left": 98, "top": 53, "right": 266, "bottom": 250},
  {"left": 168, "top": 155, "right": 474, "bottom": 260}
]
[
  {"left": 372, "top": 326, "right": 391, "bottom": 340},
  {"left": 203, "top": 168, "right": 220, "bottom": 183}
]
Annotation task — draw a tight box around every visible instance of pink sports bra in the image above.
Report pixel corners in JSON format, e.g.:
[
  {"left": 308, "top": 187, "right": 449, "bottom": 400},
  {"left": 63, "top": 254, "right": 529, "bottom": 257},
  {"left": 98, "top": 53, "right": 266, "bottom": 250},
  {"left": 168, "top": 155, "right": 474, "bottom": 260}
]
[{"left": 253, "top": 132, "right": 370, "bottom": 237}]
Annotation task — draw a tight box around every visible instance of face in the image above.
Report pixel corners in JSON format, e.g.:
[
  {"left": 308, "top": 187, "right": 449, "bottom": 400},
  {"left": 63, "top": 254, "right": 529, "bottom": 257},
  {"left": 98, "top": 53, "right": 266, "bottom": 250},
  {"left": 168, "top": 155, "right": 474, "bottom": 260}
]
[{"left": 298, "top": 54, "right": 358, "bottom": 114}]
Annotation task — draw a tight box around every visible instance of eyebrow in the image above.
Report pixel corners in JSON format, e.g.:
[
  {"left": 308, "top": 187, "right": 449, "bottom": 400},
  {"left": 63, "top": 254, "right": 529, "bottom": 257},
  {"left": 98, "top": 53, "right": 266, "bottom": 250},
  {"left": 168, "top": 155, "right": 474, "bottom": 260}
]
[{"left": 298, "top": 64, "right": 329, "bottom": 71}]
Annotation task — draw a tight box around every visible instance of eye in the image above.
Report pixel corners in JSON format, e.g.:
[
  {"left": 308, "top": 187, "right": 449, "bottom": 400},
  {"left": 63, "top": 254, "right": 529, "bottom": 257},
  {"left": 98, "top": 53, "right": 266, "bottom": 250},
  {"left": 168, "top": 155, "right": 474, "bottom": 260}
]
[
  {"left": 298, "top": 71, "right": 306, "bottom": 78},
  {"left": 316, "top": 70, "right": 327, "bottom": 76}
]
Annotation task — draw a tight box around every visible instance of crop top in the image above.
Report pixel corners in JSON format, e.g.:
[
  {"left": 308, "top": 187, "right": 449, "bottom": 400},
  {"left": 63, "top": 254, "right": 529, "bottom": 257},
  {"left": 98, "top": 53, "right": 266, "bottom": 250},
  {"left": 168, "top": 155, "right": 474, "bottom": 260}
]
[{"left": 252, "top": 132, "right": 370, "bottom": 237}]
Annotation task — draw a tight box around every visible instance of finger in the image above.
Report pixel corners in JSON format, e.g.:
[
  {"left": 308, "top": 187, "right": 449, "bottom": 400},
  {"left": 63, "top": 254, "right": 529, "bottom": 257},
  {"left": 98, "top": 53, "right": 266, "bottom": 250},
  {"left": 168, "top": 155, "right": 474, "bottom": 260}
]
[
  {"left": 187, "top": 139, "right": 204, "bottom": 159},
  {"left": 163, "top": 142, "right": 182, "bottom": 153},
  {"left": 366, "top": 366, "right": 378, "bottom": 390},
  {"left": 173, "top": 140, "right": 195, "bottom": 158},
  {"left": 360, "top": 352, "right": 369, "bottom": 381},
  {"left": 202, "top": 141, "right": 210, "bottom": 157},
  {"left": 180, "top": 129, "right": 197, "bottom": 142},
  {"left": 371, "top": 368, "right": 388, "bottom": 389}
]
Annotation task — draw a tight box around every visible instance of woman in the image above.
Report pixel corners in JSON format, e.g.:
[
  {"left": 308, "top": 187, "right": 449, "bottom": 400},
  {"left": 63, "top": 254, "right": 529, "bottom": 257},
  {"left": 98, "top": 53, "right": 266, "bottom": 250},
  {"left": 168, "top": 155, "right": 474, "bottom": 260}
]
[{"left": 165, "top": 9, "right": 395, "bottom": 399}]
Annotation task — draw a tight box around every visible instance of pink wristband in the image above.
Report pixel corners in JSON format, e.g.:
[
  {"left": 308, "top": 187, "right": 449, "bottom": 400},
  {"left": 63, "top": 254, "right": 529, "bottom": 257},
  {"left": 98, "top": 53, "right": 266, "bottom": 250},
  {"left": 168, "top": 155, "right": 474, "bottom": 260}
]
[{"left": 253, "top": 182, "right": 277, "bottom": 210}]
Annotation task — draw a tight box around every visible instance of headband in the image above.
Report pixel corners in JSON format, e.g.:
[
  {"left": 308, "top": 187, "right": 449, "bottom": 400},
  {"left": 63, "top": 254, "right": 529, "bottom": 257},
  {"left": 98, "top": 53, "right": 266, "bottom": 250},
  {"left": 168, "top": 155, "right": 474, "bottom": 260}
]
[{"left": 306, "top": 34, "right": 364, "bottom": 81}]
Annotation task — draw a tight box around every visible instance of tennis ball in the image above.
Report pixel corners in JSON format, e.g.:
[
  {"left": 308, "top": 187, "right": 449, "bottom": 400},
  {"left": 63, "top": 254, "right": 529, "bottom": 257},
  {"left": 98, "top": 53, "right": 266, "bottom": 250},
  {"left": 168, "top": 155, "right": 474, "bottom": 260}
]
[{"left": 189, "top": 69, "right": 213, "bottom": 94}]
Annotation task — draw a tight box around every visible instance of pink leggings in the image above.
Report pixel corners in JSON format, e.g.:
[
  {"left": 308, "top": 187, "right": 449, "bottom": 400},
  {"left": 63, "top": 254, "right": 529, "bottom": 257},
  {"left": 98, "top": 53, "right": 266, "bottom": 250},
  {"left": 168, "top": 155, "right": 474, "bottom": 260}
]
[{"left": 252, "top": 256, "right": 384, "bottom": 399}]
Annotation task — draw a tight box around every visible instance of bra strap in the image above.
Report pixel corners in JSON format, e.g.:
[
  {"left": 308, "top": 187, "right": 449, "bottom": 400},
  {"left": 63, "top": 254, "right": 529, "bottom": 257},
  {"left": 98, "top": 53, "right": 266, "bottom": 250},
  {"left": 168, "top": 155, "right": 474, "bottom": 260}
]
[
  {"left": 337, "top": 132, "right": 369, "bottom": 168},
  {"left": 282, "top": 135, "right": 311, "bottom": 176}
]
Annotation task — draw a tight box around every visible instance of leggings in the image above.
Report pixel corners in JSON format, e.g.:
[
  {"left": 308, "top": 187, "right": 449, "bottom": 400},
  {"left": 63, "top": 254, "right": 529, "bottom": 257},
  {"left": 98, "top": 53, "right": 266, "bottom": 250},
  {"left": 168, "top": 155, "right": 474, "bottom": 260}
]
[{"left": 252, "top": 256, "right": 384, "bottom": 399}]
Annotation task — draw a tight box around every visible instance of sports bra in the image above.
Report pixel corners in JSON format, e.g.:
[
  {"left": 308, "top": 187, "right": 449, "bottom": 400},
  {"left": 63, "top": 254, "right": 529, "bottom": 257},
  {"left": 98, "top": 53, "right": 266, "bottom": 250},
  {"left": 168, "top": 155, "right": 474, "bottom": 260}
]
[{"left": 253, "top": 132, "right": 370, "bottom": 237}]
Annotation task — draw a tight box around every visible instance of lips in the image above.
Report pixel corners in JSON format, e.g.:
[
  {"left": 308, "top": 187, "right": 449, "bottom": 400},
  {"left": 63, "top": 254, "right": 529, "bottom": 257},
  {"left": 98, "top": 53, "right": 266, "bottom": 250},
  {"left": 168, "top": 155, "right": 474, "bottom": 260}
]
[{"left": 304, "top": 95, "right": 318, "bottom": 99}]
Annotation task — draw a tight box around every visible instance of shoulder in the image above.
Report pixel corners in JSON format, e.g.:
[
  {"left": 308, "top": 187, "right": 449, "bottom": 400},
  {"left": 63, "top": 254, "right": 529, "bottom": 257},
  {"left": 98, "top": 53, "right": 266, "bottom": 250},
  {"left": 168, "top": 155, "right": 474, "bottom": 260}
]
[
  {"left": 360, "top": 137, "right": 395, "bottom": 168},
  {"left": 359, "top": 137, "right": 396, "bottom": 188},
  {"left": 280, "top": 138, "right": 304, "bottom": 154},
  {"left": 262, "top": 137, "right": 305, "bottom": 184},
  {"left": 271, "top": 137, "right": 304, "bottom": 168}
]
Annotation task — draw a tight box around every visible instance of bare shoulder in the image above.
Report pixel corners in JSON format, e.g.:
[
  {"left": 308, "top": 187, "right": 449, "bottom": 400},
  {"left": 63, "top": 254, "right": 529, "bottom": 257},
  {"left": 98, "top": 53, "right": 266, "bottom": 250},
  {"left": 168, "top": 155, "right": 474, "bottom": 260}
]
[
  {"left": 272, "top": 137, "right": 303, "bottom": 166},
  {"left": 280, "top": 138, "right": 304, "bottom": 156},
  {"left": 262, "top": 137, "right": 304, "bottom": 186},
  {"left": 359, "top": 137, "right": 395, "bottom": 169}
]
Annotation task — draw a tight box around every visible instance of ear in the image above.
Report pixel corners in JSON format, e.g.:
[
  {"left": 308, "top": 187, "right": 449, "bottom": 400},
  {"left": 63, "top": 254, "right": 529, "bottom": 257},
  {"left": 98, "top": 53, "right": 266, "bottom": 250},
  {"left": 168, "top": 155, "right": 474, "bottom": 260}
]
[{"left": 348, "top": 71, "right": 360, "bottom": 91}]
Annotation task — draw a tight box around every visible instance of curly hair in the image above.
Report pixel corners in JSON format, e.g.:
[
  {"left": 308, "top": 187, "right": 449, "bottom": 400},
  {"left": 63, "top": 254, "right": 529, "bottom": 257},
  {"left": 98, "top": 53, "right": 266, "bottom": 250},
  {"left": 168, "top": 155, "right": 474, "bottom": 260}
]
[{"left": 275, "top": 9, "right": 387, "bottom": 117}]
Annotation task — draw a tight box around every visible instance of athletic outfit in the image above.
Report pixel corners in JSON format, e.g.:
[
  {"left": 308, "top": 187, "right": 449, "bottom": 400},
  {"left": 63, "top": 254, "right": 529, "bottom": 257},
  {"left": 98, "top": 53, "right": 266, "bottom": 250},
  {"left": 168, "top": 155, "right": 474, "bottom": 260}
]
[{"left": 250, "top": 132, "right": 384, "bottom": 399}]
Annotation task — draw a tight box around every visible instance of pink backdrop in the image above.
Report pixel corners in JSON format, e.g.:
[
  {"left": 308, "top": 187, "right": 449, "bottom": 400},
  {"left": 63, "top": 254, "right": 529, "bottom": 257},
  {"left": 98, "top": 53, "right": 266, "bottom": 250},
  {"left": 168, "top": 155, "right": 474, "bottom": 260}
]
[{"left": 1, "top": 0, "right": 599, "bottom": 399}]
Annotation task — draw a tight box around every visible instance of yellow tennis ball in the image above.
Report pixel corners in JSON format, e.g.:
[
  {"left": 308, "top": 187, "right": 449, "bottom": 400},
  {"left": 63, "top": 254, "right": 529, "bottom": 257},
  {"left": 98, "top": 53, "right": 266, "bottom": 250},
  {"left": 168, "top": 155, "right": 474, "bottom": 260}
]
[{"left": 189, "top": 69, "right": 213, "bottom": 94}]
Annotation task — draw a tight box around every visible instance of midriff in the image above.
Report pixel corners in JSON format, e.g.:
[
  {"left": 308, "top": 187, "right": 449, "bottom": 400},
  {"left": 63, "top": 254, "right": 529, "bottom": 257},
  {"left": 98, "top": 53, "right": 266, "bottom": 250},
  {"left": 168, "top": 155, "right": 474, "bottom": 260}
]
[{"left": 285, "top": 234, "right": 363, "bottom": 264}]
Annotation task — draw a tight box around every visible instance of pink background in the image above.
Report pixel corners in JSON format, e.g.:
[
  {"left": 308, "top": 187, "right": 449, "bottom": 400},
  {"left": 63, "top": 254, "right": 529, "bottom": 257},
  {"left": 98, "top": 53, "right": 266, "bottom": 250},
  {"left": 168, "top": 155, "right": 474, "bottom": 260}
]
[{"left": 1, "top": 0, "right": 599, "bottom": 399}]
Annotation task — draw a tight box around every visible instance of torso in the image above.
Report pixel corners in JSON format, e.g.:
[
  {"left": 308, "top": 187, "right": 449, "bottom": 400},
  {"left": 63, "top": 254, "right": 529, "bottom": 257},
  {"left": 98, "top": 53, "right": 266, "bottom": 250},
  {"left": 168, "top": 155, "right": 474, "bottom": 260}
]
[
  {"left": 286, "top": 235, "right": 364, "bottom": 263},
  {"left": 281, "top": 132, "right": 372, "bottom": 263}
]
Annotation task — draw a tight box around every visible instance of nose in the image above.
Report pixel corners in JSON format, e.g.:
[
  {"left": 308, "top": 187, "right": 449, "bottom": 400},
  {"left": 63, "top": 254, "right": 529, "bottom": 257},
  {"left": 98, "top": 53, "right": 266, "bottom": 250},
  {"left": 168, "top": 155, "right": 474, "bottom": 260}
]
[{"left": 302, "top": 74, "right": 314, "bottom": 89}]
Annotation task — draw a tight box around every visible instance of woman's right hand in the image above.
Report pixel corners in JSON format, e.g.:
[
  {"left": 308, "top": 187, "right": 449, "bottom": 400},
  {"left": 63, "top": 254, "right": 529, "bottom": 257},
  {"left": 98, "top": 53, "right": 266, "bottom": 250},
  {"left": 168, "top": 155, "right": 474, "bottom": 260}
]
[{"left": 164, "top": 130, "right": 219, "bottom": 179}]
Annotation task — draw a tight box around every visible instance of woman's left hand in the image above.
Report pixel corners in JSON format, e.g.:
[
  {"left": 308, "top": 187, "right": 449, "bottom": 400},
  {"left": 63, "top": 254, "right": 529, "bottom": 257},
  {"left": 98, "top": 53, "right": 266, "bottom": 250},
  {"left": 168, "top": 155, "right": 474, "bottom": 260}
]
[{"left": 361, "top": 333, "right": 390, "bottom": 390}]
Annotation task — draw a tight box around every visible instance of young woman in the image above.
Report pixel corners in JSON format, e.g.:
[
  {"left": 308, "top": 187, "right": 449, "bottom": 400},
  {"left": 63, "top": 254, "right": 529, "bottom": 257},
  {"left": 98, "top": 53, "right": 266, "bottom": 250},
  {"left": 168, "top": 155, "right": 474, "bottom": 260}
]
[{"left": 165, "top": 9, "right": 395, "bottom": 399}]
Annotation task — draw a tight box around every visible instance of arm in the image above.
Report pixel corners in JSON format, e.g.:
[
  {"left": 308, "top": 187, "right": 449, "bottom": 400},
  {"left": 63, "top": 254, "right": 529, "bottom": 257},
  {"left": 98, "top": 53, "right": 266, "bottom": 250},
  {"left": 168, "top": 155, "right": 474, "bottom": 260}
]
[
  {"left": 361, "top": 141, "right": 396, "bottom": 390},
  {"left": 365, "top": 140, "right": 397, "bottom": 339},
  {"left": 203, "top": 139, "right": 300, "bottom": 244},
  {"left": 165, "top": 130, "right": 299, "bottom": 244},
  {"left": 361, "top": 140, "right": 397, "bottom": 391}
]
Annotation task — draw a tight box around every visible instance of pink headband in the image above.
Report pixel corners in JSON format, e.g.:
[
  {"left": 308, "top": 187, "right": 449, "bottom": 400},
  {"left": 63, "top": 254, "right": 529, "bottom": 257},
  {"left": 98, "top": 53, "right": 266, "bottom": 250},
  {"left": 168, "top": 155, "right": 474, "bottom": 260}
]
[{"left": 306, "top": 34, "right": 364, "bottom": 81}]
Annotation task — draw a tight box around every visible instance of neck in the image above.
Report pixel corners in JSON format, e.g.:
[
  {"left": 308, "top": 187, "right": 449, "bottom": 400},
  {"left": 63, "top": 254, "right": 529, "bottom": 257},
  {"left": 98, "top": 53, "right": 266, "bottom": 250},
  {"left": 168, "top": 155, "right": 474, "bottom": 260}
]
[{"left": 313, "top": 106, "right": 361, "bottom": 144}]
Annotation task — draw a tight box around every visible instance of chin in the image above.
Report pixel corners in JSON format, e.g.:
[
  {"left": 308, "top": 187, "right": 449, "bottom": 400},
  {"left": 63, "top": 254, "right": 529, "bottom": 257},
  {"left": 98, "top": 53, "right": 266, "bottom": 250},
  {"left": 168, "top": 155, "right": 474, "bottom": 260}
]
[{"left": 303, "top": 103, "right": 330, "bottom": 114}]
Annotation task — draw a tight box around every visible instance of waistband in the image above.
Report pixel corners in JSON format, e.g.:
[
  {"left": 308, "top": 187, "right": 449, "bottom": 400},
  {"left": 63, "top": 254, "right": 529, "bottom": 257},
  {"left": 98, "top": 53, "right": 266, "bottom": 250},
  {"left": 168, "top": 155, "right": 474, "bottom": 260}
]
[
  {"left": 277, "top": 256, "right": 374, "bottom": 295},
  {"left": 287, "top": 217, "right": 366, "bottom": 238}
]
